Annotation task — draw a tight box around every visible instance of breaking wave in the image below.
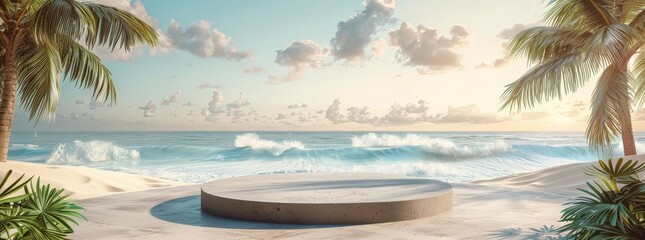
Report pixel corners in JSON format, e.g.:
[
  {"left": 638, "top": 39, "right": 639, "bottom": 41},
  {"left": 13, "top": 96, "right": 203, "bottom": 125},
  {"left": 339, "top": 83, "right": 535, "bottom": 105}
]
[
  {"left": 47, "top": 140, "right": 140, "bottom": 164},
  {"left": 234, "top": 133, "right": 305, "bottom": 156},
  {"left": 351, "top": 133, "right": 511, "bottom": 157}
]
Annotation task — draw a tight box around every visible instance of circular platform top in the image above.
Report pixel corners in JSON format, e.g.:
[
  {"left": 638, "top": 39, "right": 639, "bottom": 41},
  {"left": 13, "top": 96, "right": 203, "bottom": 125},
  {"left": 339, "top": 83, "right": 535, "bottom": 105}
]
[{"left": 202, "top": 172, "right": 452, "bottom": 204}]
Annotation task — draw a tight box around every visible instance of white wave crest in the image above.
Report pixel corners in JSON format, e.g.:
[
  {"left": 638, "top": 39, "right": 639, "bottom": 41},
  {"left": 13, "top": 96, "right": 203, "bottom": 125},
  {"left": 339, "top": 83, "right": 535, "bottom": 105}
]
[
  {"left": 352, "top": 133, "right": 511, "bottom": 157},
  {"left": 234, "top": 133, "right": 304, "bottom": 156},
  {"left": 47, "top": 140, "right": 140, "bottom": 164}
]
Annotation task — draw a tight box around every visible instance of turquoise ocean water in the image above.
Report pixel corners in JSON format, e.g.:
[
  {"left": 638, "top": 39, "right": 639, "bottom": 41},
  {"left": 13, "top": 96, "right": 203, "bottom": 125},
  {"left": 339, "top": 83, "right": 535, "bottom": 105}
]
[{"left": 7, "top": 131, "right": 640, "bottom": 183}]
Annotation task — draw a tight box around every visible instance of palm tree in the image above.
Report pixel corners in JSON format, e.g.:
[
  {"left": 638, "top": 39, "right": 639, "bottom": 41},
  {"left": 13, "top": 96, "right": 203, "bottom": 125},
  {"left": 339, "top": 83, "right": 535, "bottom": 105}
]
[
  {"left": 0, "top": 0, "right": 158, "bottom": 161},
  {"left": 501, "top": 0, "right": 645, "bottom": 156}
]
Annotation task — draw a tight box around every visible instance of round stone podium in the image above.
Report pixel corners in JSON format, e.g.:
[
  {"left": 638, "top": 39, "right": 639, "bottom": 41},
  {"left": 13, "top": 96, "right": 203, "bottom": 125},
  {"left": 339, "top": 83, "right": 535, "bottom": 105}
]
[{"left": 201, "top": 173, "right": 453, "bottom": 224}]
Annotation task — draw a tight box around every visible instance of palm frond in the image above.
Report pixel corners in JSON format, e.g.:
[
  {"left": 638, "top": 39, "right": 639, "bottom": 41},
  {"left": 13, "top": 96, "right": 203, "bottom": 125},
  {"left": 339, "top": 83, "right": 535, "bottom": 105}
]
[
  {"left": 15, "top": 36, "right": 61, "bottom": 122},
  {"left": 582, "top": 24, "right": 643, "bottom": 65},
  {"left": 627, "top": 1, "right": 645, "bottom": 30},
  {"left": 586, "top": 158, "right": 645, "bottom": 184},
  {"left": 0, "top": 0, "right": 16, "bottom": 18},
  {"left": 632, "top": 50, "right": 645, "bottom": 107},
  {"left": 587, "top": 65, "right": 632, "bottom": 153},
  {"left": 0, "top": 170, "right": 32, "bottom": 205},
  {"left": 58, "top": 35, "right": 115, "bottom": 103},
  {"left": 544, "top": 0, "right": 616, "bottom": 29},
  {"left": 23, "top": 178, "right": 86, "bottom": 236},
  {"left": 560, "top": 158, "right": 645, "bottom": 239},
  {"left": 507, "top": 26, "right": 593, "bottom": 66},
  {"left": 620, "top": 0, "right": 645, "bottom": 24},
  {"left": 29, "top": 0, "right": 95, "bottom": 46},
  {"left": 500, "top": 52, "right": 597, "bottom": 112},
  {"left": 82, "top": 2, "right": 158, "bottom": 51}
]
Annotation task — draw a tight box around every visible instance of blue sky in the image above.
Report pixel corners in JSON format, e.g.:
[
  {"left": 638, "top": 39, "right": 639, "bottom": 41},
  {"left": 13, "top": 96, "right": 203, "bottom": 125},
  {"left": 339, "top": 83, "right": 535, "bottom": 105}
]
[{"left": 13, "top": 0, "right": 634, "bottom": 131}]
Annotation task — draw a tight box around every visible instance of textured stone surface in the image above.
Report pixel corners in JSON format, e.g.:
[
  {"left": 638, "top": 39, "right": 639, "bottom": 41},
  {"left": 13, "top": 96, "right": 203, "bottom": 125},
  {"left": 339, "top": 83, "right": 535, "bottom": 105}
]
[{"left": 201, "top": 173, "right": 453, "bottom": 224}]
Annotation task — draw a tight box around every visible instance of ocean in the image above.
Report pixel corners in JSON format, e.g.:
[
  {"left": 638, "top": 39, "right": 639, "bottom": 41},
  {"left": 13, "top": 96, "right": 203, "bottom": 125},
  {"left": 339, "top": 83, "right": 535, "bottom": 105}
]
[{"left": 7, "top": 131, "right": 639, "bottom": 183}]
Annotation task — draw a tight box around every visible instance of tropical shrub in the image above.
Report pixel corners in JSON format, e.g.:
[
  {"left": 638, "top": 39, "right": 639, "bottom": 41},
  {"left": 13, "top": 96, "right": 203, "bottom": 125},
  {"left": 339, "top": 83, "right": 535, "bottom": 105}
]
[
  {"left": 560, "top": 158, "right": 645, "bottom": 239},
  {"left": 0, "top": 170, "right": 85, "bottom": 240}
]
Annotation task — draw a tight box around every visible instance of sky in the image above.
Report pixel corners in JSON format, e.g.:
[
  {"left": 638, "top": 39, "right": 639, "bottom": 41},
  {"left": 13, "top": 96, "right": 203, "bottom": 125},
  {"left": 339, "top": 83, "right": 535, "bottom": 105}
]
[{"left": 11, "top": 0, "right": 645, "bottom": 132}]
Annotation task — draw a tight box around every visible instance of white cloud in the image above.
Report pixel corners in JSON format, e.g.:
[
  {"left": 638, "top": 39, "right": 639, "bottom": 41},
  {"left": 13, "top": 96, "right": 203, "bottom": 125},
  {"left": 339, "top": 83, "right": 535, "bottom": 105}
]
[
  {"left": 298, "top": 116, "right": 310, "bottom": 123},
  {"left": 92, "top": 0, "right": 157, "bottom": 25},
  {"left": 201, "top": 89, "right": 225, "bottom": 122},
  {"left": 325, "top": 99, "right": 430, "bottom": 125},
  {"left": 477, "top": 23, "right": 535, "bottom": 69},
  {"left": 325, "top": 98, "right": 347, "bottom": 124},
  {"left": 330, "top": 0, "right": 396, "bottom": 62},
  {"left": 70, "top": 112, "right": 82, "bottom": 120},
  {"left": 431, "top": 105, "right": 505, "bottom": 124},
  {"left": 138, "top": 101, "right": 157, "bottom": 117},
  {"left": 226, "top": 92, "right": 250, "bottom": 114},
  {"left": 225, "top": 93, "right": 250, "bottom": 109},
  {"left": 167, "top": 19, "right": 251, "bottom": 60},
  {"left": 275, "top": 113, "right": 288, "bottom": 120},
  {"left": 57, "top": 112, "right": 85, "bottom": 120},
  {"left": 497, "top": 23, "right": 533, "bottom": 39},
  {"left": 389, "top": 23, "right": 468, "bottom": 73},
  {"left": 347, "top": 106, "right": 379, "bottom": 124},
  {"left": 323, "top": 99, "right": 503, "bottom": 126},
  {"left": 287, "top": 103, "right": 307, "bottom": 109},
  {"left": 370, "top": 38, "right": 388, "bottom": 60},
  {"left": 224, "top": 93, "right": 252, "bottom": 123},
  {"left": 380, "top": 100, "right": 430, "bottom": 125},
  {"left": 161, "top": 91, "right": 181, "bottom": 105},
  {"left": 89, "top": 99, "right": 104, "bottom": 110},
  {"left": 271, "top": 40, "right": 328, "bottom": 82}
]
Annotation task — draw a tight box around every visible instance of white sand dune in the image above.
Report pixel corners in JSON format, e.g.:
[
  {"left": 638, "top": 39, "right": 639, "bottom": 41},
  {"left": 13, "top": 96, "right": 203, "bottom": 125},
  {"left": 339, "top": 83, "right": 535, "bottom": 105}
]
[
  {"left": 476, "top": 154, "right": 645, "bottom": 195},
  {"left": 0, "top": 161, "right": 186, "bottom": 199},
  {"left": 2, "top": 155, "right": 642, "bottom": 239}
]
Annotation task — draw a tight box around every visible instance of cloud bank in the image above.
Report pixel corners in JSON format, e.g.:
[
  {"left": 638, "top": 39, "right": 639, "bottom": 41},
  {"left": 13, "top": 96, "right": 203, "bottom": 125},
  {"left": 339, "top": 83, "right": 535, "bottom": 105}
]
[{"left": 389, "top": 23, "right": 468, "bottom": 73}]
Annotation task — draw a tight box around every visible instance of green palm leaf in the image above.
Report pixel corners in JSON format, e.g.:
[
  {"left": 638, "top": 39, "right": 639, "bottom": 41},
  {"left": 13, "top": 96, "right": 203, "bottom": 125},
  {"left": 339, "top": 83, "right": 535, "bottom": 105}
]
[
  {"left": 500, "top": 52, "right": 596, "bottom": 112},
  {"left": 0, "top": 0, "right": 157, "bottom": 235},
  {"left": 58, "top": 34, "right": 115, "bottom": 103},
  {"left": 544, "top": 0, "right": 616, "bottom": 29},
  {"left": 82, "top": 2, "right": 158, "bottom": 50},
  {"left": 561, "top": 158, "right": 645, "bottom": 238},
  {"left": 503, "top": 0, "right": 645, "bottom": 153},
  {"left": 22, "top": 178, "right": 86, "bottom": 236},
  {"left": 587, "top": 65, "right": 632, "bottom": 153},
  {"left": 15, "top": 35, "right": 61, "bottom": 122},
  {"left": 508, "top": 26, "right": 592, "bottom": 65},
  {"left": 30, "top": 0, "right": 95, "bottom": 46}
]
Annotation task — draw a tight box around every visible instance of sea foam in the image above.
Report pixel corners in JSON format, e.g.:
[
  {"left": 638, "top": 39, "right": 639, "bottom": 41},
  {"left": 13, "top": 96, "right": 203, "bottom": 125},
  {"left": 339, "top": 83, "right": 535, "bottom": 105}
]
[
  {"left": 351, "top": 133, "right": 511, "bottom": 157},
  {"left": 234, "top": 133, "right": 305, "bottom": 156},
  {"left": 47, "top": 140, "right": 140, "bottom": 164}
]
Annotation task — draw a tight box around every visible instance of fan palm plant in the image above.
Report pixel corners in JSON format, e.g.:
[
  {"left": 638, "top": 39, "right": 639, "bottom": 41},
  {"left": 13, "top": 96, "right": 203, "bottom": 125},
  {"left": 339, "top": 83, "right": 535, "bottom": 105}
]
[
  {"left": 0, "top": 170, "right": 85, "bottom": 239},
  {"left": 500, "top": 0, "right": 645, "bottom": 155},
  {"left": 560, "top": 158, "right": 645, "bottom": 239},
  {"left": 0, "top": 0, "right": 158, "bottom": 161}
]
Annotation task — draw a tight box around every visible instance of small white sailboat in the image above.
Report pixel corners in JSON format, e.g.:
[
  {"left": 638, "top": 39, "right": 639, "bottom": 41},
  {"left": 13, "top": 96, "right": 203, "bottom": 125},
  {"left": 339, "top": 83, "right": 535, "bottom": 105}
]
[{"left": 34, "top": 131, "right": 37, "bottom": 137}]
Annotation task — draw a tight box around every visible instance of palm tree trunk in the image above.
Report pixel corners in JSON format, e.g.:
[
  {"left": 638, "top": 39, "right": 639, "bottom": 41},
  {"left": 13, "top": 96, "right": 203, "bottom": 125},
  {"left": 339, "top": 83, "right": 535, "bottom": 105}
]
[
  {"left": 0, "top": 46, "right": 18, "bottom": 162},
  {"left": 621, "top": 112, "right": 637, "bottom": 156}
]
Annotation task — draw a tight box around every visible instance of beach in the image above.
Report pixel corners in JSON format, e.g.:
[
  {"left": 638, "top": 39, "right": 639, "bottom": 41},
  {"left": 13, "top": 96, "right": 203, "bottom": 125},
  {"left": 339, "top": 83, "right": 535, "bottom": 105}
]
[{"left": 2, "top": 154, "right": 628, "bottom": 239}]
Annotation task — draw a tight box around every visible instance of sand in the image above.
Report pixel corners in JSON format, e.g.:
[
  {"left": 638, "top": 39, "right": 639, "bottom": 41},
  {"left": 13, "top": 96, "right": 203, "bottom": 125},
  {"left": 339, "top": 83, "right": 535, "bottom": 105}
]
[
  {"left": 0, "top": 161, "right": 186, "bottom": 199},
  {"left": 2, "top": 155, "right": 643, "bottom": 239}
]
